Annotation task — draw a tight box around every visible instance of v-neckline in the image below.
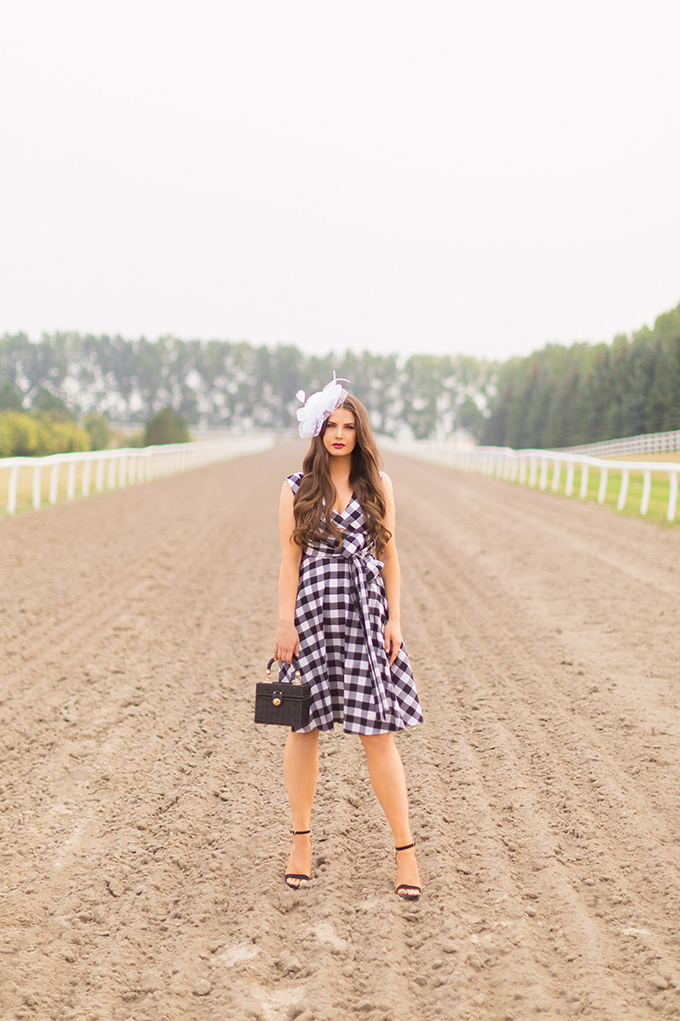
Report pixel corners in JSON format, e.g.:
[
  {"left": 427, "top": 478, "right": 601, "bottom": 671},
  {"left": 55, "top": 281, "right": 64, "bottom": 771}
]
[{"left": 331, "top": 493, "right": 356, "bottom": 518}]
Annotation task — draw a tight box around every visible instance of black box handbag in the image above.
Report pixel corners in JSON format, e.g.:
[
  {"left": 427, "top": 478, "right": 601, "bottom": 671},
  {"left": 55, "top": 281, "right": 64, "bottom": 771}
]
[{"left": 254, "top": 658, "right": 312, "bottom": 728}]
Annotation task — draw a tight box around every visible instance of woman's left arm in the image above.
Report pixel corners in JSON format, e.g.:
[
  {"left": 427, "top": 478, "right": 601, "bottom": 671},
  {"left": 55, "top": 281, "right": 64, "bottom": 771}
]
[{"left": 380, "top": 473, "right": 403, "bottom": 666}]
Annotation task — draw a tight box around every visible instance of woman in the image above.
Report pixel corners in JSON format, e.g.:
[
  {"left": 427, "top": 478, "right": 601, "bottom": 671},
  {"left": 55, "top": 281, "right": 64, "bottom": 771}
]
[{"left": 273, "top": 375, "right": 423, "bottom": 900}]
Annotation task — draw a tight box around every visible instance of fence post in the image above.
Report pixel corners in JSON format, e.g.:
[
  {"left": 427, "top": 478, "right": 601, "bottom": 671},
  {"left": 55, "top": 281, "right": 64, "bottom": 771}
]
[
  {"left": 82, "top": 459, "right": 92, "bottom": 497},
  {"left": 32, "top": 465, "right": 42, "bottom": 509},
  {"left": 529, "top": 457, "right": 538, "bottom": 487},
  {"left": 539, "top": 458, "right": 548, "bottom": 490},
  {"left": 551, "top": 460, "right": 561, "bottom": 492},
  {"left": 7, "top": 465, "right": 19, "bottom": 514},
  {"left": 640, "top": 470, "right": 651, "bottom": 515},
  {"left": 50, "top": 463, "right": 60, "bottom": 504},
  {"left": 96, "top": 458, "right": 105, "bottom": 492},
  {"left": 617, "top": 469, "right": 629, "bottom": 511},
  {"left": 67, "top": 461, "right": 77, "bottom": 501},
  {"left": 668, "top": 472, "right": 678, "bottom": 522},
  {"left": 597, "top": 467, "right": 608, "bottom": 504},
  {"left": 565, "top": 461, "right": 574, "bottom": 496},
  {"left": 108, "top": 457, "right": 117, "bottom": 489},
  {"left": 579, "top": 463, "right": 589, "bottom": 499}
]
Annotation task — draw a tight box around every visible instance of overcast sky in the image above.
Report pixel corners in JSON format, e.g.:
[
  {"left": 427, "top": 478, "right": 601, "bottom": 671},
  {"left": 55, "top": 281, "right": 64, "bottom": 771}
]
[{"left": 1, "top": 1, "right": 679, "bottom": 362}]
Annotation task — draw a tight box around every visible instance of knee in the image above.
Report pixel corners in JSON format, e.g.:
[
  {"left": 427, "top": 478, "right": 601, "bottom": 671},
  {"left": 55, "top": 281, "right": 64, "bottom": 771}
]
[{"left": 360, "top": 733, "right": 394, "bottom": 757}]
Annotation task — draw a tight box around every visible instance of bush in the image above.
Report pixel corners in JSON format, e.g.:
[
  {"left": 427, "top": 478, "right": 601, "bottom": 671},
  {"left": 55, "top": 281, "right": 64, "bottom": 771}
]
[
  {"left": 0, "top": 412, "right": 42, "bottom": 456},
  {"left": 0, "top": 411, "right": 90, "bottom": 457},
  {"left": 83, "top": 412, "right": 113, "bottom": 451},
  {"left": 143, "top": 407, "right": 190, "bottom": 446},
  {"left": 37, "top": 416, "right": 91, "bottom": 454}
]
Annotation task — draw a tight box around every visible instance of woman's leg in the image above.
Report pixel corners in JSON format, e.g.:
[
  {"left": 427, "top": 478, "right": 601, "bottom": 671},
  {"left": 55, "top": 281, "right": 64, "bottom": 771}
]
[
  {"left": 283, "top": 729, "right": 320, "bottom": 886},
  {"left": 360, "top": 733, "right": 421, "bottom": 896}
]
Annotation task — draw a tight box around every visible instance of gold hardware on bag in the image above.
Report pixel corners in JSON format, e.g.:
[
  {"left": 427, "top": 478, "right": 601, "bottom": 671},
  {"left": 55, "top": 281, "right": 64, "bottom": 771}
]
[
  {"left": 266, "top": 660, "right": 302, "bottom": 686},
  {"left": 272, "top": 696, "right": 281, "bottom": 706}
]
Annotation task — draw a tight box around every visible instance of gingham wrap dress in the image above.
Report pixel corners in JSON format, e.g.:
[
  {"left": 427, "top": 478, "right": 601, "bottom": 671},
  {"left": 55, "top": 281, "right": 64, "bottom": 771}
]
[{"left": 279, "top": 472, "right": 423, "bottom": 735}]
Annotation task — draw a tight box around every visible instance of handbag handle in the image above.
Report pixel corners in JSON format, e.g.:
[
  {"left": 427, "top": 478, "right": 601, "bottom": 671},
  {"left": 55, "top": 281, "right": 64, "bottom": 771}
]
[{"left": 266, "top": 657, "right": 302, "bottom": 685}]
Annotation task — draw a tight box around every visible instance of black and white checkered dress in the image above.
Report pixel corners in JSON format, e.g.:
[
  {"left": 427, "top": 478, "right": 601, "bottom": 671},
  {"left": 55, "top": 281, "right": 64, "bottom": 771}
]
[{"left": 279, "top": 472, "right": 423, "bottom": 735}]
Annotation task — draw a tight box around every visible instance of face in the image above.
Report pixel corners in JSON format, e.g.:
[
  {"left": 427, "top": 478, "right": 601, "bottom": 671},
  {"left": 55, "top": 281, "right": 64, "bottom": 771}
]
[{"left": 322, "top": 407, "right": 357, "bottom": 457}]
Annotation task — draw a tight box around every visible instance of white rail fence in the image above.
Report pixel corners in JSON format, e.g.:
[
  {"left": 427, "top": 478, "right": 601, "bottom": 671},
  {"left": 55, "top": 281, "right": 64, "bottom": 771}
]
[
  {"left": 557, "top": 427, "right": 680, "bottom": 458},
  {"left": 1, "top": 434, "right": 274, "bottom": 515},
  {"left": 382, "top": 439, "right": 680, "bottom": 522}
]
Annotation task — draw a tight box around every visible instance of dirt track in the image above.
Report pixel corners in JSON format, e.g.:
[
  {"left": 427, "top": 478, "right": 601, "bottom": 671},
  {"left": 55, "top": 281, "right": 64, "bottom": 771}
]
[{"left": 1, "top": 440, "right": 680, "bottom": 1021}]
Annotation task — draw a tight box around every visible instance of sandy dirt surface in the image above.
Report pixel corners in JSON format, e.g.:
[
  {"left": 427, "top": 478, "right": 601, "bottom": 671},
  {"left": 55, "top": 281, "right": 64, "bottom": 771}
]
[{"left": 1, "top": 440, "right": 680, "bottom": 1021}]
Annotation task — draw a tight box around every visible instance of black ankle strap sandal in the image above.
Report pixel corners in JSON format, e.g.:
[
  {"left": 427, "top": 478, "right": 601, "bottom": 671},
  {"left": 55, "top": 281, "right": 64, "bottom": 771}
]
[
  {"left": 395, "top": 841, "right": 421, "bottom": 901},
  {"left": 285, "top": 830, "right": 311, "bottom": 888}
]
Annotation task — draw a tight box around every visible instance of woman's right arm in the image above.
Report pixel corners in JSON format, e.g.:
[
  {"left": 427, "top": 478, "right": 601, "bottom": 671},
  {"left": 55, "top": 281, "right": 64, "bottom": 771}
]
[{"left": 274, "top": 481, "right": 302, "bottom": 664}]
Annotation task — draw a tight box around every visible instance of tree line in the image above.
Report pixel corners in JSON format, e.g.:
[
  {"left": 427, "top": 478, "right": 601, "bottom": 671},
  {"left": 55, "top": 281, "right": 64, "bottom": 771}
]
[
  {"left": 0, "top": 333, "right": 492, "bottom": 440},
  {"left": 1, "top": 299, "right": 679, "bottom": 452},
  {"left": 481, "top": 302, "right": 680, "bottom": 448}
]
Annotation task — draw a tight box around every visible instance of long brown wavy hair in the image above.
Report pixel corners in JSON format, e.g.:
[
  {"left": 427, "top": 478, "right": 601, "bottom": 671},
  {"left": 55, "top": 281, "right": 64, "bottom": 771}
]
[{"left": 292, "top": 395, "right": 391, "bottom": 556}]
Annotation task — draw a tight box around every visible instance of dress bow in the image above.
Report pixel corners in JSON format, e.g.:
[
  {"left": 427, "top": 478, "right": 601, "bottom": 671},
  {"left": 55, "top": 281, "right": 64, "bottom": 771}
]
[{"left": 339, "top": 537, "right": 390, "bottom": 719}]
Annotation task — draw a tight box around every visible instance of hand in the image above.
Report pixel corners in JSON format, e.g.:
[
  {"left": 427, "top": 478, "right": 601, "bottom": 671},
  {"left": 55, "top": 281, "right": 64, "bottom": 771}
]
[
  {"left": 384, "top": 619, "right": 403, "bottom": 666},
  {"left": 274, "top": 621, "right": 300, "bottom": 664}
]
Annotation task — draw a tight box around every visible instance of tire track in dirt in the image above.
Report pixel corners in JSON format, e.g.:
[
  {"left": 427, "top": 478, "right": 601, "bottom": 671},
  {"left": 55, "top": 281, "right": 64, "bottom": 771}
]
[{"left": 1, "top": 441, "right": 679, "bottom": 1020}]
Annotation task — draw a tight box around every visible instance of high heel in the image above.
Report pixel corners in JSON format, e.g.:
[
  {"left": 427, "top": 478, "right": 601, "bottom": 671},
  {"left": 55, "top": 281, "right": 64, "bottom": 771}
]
[
  {"left": 395, "top": 842, "right": 421, "bottom": 901},
  {"left": 285, "top": 830, "right": 311, "bottom": 888}
]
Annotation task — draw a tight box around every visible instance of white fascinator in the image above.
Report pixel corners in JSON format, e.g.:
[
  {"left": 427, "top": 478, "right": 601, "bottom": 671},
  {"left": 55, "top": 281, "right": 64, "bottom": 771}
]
[{"left": 296, "top": 372, "right": 351, "bottom": 439}]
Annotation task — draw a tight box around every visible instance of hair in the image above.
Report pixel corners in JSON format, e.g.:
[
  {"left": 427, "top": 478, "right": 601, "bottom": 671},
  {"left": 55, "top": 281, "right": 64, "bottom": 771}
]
[{"left": 292, "top": 395, "right": 392, "bottom": 556}]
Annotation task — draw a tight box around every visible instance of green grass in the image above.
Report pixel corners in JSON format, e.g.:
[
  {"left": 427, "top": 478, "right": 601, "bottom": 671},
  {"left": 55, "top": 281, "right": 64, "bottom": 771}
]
[{"left": 506, "top": 462, "right": 677, "bottom": 527}]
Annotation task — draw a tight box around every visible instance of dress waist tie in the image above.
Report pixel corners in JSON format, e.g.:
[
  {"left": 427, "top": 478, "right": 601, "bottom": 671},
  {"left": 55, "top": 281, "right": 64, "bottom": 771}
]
[{"left": 305, "top": 538, "right": 390, "bottom": 720}]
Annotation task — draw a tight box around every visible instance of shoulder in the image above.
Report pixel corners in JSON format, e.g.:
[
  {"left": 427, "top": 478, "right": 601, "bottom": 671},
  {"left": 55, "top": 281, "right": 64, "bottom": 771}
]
[{"left": 284, "top": 471, "right": 304, "bottom": 495}]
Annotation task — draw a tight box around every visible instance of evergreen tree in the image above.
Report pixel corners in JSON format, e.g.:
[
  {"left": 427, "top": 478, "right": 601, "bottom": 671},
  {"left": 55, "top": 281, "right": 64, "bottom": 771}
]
[
  {"left": 482, "top": 301, "right": 680, "bottom": 448},
  {"left": 0, "top": 380, "right": 23, "bottom": 412}
]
